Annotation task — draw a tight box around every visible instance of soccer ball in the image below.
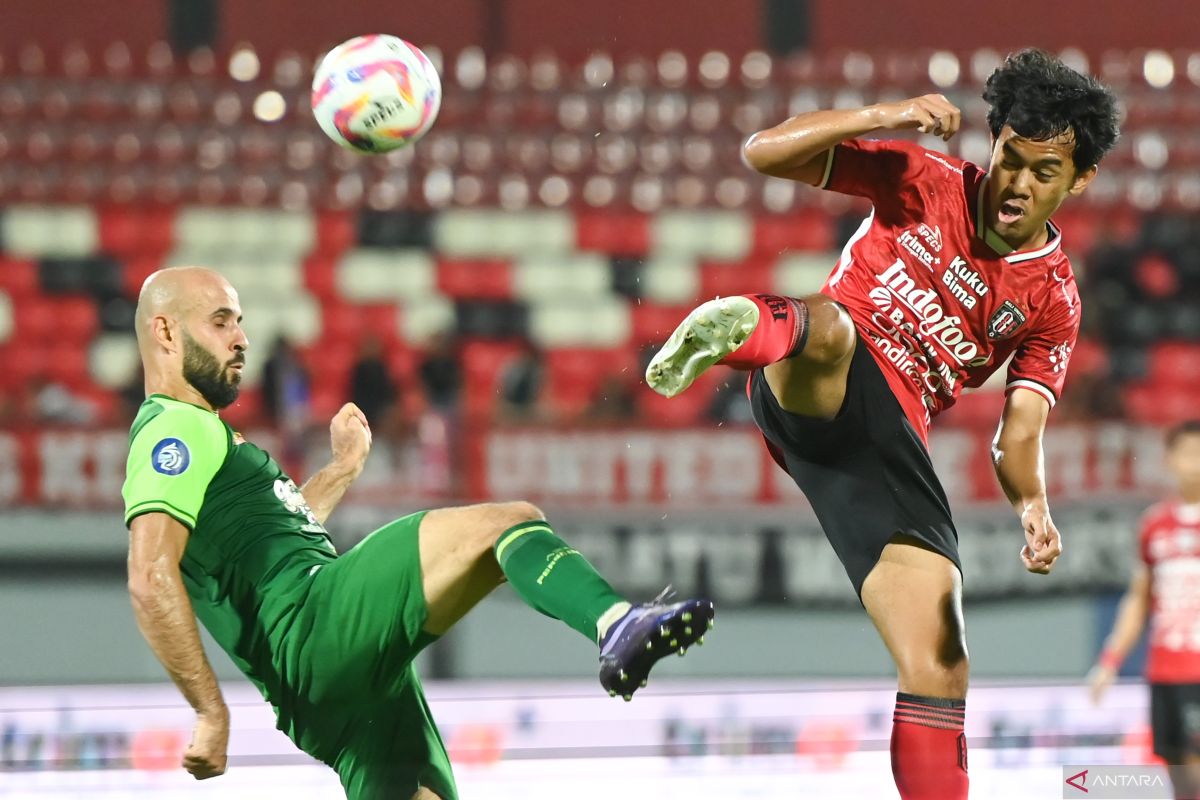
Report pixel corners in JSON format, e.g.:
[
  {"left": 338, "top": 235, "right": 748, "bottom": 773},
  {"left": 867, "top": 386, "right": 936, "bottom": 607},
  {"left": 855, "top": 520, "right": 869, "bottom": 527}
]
[{"left": 311, "top": 34, "right": 442, "bottom": 153}]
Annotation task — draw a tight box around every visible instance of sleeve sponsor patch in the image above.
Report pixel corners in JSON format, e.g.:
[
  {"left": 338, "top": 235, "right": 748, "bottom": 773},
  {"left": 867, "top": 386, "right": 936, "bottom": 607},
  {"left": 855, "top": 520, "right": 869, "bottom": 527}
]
[{"left": 151, "top": 438, "right": 191, "bottom": 475}]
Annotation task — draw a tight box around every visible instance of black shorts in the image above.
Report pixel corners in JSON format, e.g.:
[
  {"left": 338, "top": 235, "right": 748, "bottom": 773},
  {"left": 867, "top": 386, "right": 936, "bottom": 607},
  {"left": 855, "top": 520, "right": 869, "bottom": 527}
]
[
  {"left": 748, "top": 340, "right": 961, "bottom": 598},
  {"left": 1151, "top": 683, "right": 1200, "bottom": 761}
]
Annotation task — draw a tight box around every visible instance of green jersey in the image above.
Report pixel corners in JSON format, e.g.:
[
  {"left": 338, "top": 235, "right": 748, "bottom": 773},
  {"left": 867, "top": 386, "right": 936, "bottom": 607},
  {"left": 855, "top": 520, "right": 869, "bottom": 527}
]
[{"left": 122, "top": 394, "right": 337, "bottom": 702}]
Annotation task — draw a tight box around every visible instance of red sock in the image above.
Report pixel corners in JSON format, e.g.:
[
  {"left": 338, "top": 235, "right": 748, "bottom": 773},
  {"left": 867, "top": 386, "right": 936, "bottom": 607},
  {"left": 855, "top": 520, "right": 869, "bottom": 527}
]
[
  {"left": 717, "top": 294, "right": 809, "bottom": 369},
  {"left": 890, "top": 692, "right": 969, "bottom": 800}
]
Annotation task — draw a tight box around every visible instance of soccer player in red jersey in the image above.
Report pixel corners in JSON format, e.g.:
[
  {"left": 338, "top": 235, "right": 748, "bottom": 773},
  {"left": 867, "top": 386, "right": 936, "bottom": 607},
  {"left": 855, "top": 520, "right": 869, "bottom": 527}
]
[
  {"left": 645, "top": 50, "right": 1119, "bottom": 799},
  {"left": 1090, "top": 421, "right": 1200, "bottom": 800}
]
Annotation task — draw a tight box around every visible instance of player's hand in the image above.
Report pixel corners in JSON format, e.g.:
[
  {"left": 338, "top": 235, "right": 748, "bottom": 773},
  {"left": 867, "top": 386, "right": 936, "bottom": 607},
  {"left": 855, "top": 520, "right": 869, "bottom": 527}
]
[
  {"left": 1019, "top": 502, "right": 1063, "bottom": 575},
  {"left": 1086, "top": 663, "right": 1117, "bottom": 706},
  {"left": 330, "top": 402, "right": 372, "bottom": 472},
  {"left": 873, "top": 94, "right": 962, "bottom": 141},
  {"left": 183, "top": 708, "right": 229, "bottom": 780}
]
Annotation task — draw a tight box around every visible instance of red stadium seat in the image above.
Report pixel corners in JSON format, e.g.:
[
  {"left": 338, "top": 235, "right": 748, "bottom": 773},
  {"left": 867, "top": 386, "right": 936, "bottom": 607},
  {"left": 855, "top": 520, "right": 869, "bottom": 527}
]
[
  {"left": 0, "top": 257, "right": 39, "bottom": 300},
  {"left": 1148, "top": 341, "right": 1200, "bottom": 388},
  {"left": 303, "top": 256, "right": 338, "bottom": 302},
  {"left": 699, "top": 257, "right": 773, "bottom": 300},
  {"left": 436, "top": 258, "right": 513, "bottom": 301},
  {"left": 315, "top": 211, "right": 355, "bottom": 256},
  {"left": 753, "top": 210, "right": 836, "bottom": 254},
  {"left": 631, "top": 304, "right": 692, "bottom": 346},
  {"left": 460, "top": 338, "right": 525, "bottom": 419},
  {"left": 544, "top": 347, "right": 639, "bottom": 416},
  {"left": 635, "top": 373, "right": 714, "bottom": 426},
  {"left": 576, "top": 210, "right": 650, "bottom": 255}
]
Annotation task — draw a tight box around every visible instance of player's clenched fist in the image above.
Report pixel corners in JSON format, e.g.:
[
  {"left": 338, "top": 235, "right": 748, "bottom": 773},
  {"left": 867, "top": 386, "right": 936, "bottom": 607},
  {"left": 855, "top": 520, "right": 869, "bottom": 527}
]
[
  {"left": 873, "top": 94, "right": 962, "bottom": 141},
  {"left": 1019, "top": 502, "right": 1063, "bottom": 575},
  {"left": 183, "top": 709, "right": 229, "bottom": 780},
  {"left": 330, "top": 402, "right": 372, "bottom": 472}
]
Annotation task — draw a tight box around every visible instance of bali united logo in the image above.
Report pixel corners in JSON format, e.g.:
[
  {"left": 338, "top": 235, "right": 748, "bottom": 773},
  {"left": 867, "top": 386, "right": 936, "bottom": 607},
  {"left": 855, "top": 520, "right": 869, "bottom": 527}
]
[{"left": 987, "top": 300, "right": 1028, "bottom": 340}]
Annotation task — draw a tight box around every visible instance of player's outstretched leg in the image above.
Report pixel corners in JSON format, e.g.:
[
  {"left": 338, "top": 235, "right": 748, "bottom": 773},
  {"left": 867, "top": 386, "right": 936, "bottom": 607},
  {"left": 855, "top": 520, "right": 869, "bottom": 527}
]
[
  {"left": 862, "top": 535, "right": 970, "bottom": 800},
  {"left": 645, "top": 292, "right": 855, "bottom": 418},
  {"left": 417, "top": 503, "right": 713, "bottom": 700}
]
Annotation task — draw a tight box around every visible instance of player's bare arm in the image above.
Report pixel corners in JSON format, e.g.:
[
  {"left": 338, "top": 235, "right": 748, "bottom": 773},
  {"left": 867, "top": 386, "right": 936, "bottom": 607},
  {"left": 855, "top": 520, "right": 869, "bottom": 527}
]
[
  {"left": 991, "top": 389, "right": 1063, "bottom": 574},
  {"left": 743, "top": 94, "right": 963, "bottom": 184},
  {"left": 301, "top": 402, "right": 372, "bottom": 525},
  {"left": 1087, "top": 564, "right": 1151, "bottom": 704},
  {"left": 127, "top": 511, "right": 229, "bottom": 779}
]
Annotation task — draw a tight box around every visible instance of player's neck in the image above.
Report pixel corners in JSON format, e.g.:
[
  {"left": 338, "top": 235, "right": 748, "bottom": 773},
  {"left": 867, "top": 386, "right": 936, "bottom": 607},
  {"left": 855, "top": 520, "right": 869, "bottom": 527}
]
[
  {"left": 998, "top": 224, "right": 1049, "bottom": 254},
  {"left": 144, "top": 372, "right": 218, "bottom": 414}
]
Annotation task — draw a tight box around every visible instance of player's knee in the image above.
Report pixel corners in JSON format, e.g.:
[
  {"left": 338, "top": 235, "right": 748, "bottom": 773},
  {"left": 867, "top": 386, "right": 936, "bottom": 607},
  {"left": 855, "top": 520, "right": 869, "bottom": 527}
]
[
  {"left": 492, "top": 500, "right": 545, "bottom": 527},
  {"left": 799, "top": 295, "right": 855, "bottom": 366},
  {"left": 481, "top": 500, "right": 546, "bottom": 548},
  {"left": 897, "top": 644, "right": 970, "bottom": 698}
]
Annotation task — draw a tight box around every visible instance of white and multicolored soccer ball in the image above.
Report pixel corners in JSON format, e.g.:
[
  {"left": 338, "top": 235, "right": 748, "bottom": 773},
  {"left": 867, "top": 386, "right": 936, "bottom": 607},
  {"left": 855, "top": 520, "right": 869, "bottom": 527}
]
[{"left": 311, "top": 34, "right": 442, "bottom": 153}]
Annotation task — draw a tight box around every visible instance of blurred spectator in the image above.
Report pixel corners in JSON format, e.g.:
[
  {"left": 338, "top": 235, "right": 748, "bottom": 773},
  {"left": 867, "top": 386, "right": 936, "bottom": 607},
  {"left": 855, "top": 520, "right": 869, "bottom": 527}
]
[
  {"left": 260, "top": 336, "right": 311, "bottom": 464},
  {"left": 708, "top": 375, "right": 755, "bottom": 425},
  {"left": 587, "top": 373, "right": 638, "bottom": 423},
  {"left": 349, "top": 335, "right": 400, "bottom": 431},
  {"left": 498, "top": 340, "right": 544, "bottom": 421},
  {"left": 418, "top": 333, "right": 462, "bottom": 416},
  {"left": 416, "top": 333, "right": 462, "bottom": 496},
  {"left": 28, "top": 375, "right": 97, "bottom": 425},
  {"left": 119, "top": 365, "right": 147, "bottom": 423}
]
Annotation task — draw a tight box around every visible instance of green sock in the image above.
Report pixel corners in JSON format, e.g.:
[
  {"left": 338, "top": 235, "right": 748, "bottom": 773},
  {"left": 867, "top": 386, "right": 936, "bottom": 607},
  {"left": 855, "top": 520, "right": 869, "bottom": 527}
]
[{"left": 494, "top": 520, "right": 628, "bottom": 644}]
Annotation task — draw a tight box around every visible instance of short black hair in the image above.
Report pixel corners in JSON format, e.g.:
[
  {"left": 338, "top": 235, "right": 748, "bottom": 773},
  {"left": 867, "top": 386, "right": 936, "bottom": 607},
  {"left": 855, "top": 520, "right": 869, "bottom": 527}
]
[
  {"left": 1167, "top": 420, "right": 1200, "bottom": 449},
  {"left": 982, "top": 49, "right": 1120, "bottom": 173}
]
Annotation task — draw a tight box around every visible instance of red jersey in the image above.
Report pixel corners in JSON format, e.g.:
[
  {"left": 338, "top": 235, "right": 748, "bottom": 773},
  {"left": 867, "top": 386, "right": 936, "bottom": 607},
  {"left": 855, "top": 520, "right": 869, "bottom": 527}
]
[
  {"left": 817, "top": 139, "right": 1081, "bottom": 442},
  {"left": 1139, "top": 501, "right": 1200, "bottom": 683}
]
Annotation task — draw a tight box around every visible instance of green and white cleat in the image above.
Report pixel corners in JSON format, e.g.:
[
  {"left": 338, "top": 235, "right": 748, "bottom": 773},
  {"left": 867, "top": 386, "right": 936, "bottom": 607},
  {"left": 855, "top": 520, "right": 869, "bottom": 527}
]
[{"left": 645, "top": 296, "right": 759, "bottom": 398}]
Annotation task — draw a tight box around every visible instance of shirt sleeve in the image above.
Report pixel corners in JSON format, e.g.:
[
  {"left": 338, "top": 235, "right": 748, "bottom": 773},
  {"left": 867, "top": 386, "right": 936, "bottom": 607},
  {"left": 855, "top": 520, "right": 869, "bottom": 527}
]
[
  {"left": 818, "top": 138, "right": 930, "bottom": 206},
  {"left": 123, "top": 405, "right": 231, "bottom": 530},
  {"left": 1004, "top": 285, "right": 1081, "bottom": 409}
]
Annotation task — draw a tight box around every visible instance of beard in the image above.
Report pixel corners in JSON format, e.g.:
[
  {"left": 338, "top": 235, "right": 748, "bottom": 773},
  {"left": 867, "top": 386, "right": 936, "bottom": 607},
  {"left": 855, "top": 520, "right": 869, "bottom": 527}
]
[{"left": 182, "top": 330, "right": 242, "bottom": 410}]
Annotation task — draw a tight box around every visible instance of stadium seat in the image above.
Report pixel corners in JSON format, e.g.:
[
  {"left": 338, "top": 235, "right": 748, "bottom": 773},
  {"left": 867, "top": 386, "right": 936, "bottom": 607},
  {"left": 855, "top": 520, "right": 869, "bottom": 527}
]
[
  {"left": 436, "top": 258, "right": 514, "bottom": 301},
  {"left": 639, "top": 255, "right": 701, "bottom": 304},
  {"left": 337, "top": 248, "right": 435, "bottom": 302},
  {"left": 529, "top": 298, "right": 630, "bottom": 348},
  {"left": 88, "top": 332, "right": 140, "bottom": 389},
  {"left": 699, "top": 257, "right": 774, "bottom": 300},
  {"left": 513, "top": 253, "right": 610, "bottom": 301}
]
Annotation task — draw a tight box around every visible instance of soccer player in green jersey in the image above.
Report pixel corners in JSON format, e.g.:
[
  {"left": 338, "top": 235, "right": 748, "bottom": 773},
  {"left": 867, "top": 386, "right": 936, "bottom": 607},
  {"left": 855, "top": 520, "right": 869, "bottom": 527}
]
[{"left": 123, "top": 267, "right": 715, "bottom": 800}]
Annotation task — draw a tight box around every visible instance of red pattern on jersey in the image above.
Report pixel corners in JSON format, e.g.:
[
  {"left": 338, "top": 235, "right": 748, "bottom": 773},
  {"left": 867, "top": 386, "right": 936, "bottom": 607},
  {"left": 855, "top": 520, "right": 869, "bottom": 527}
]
[
  {"left": 818, "top": 139, "right": 1081, "bottom": 442},
  {"left": 1139, "top": 501, "right": 1200, "bottom": 683}
]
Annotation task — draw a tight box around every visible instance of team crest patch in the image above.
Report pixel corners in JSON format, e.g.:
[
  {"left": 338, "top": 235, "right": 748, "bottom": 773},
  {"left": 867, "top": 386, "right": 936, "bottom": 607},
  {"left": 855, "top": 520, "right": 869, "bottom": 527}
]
[
  {"left": 987, "top": 300, "right": 1027, "bottom": 340},
  {"left": 151, "top": 438, "right": 190, "bottom": 475}
]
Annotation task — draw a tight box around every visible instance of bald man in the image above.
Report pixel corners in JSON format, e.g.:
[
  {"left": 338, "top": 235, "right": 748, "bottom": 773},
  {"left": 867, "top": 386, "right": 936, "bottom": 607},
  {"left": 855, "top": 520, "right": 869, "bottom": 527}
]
[{"left": 122, "top": 267, "right": 714, "bottom": 800}]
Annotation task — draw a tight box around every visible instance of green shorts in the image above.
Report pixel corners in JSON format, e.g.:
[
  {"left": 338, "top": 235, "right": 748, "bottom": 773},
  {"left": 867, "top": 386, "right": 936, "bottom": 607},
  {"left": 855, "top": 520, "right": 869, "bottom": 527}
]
[{"left": 276, "top": 510, "right": 458, "bottom": 800}]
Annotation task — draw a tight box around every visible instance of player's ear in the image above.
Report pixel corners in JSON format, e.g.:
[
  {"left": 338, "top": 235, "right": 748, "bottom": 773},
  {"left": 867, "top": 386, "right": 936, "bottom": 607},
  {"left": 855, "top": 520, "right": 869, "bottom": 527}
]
[
  {"left": 152, "top": 315, "right": 177, "bottom": 351},
  {"left": 1068, "top": 164, "right": 1098, "bottom": 197}
]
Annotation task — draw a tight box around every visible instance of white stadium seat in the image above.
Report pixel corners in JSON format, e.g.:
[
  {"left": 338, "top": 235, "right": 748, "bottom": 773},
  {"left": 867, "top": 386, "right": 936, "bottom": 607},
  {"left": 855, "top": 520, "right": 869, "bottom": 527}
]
[
  {"left": 1, "top": 205, "right": 98, "bottom": 258},
  {"left": 640, "top": 255, "right": 700, "bottom": 304},
  {"left": 0, "top": 290, "right": 12, "bottom": 344},
  {"left": 336, "top": 248, "right": 435, "bottom": 302},
  {"left": 513, "top": 253, "right": 611, "bottom": 300},
  {"left": 400, "top": 294, "right": 456, "bottom": 343},
  {"left": 774, "top": 251, "right": 839, "bottom": 297},
  {"left": 529, "top": 298, "right": 630, "bottom": 348},
  {"left": 652, "top": 210, "right": 752, "bottom": 260},
  {"left": 88, "top": 333, "right": 140, "bottom": 389}
]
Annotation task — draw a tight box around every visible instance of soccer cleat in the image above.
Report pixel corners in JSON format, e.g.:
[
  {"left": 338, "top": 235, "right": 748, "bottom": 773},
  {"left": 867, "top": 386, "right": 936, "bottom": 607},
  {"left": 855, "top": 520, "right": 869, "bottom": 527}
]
[
  {"left": 645, "top": 296, "right": 760, "bottom": 398},
  {"left": 599, "top": 587, "right": 715, "bottom": 700}
]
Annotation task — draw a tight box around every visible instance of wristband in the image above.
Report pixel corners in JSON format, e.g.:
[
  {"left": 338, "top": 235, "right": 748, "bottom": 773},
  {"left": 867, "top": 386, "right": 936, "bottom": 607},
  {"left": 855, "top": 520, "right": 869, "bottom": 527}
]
[{"left": 1098, "top": 649, "right": 1122, "bottom": 672}]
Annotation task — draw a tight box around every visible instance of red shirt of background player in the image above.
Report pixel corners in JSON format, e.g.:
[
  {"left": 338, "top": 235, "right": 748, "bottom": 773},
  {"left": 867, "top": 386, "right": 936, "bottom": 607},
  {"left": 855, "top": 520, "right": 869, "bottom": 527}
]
[
  {"left": 819, "top": 138, "right": 1080, "bottom": 443},
  {"left": 1139, "top": 501, "right": 1200, "bottom": 683}
]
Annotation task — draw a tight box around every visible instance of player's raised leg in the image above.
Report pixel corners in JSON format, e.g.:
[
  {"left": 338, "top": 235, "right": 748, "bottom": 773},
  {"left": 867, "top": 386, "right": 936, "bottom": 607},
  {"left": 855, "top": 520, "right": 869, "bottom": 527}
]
[
  {"left": 645, "top": 292, "right": 856, "bottom": 419},
  {"left": 861, "top": 535, "right": 969, "bottom": 800},
  {"left": 416, "top": 501, "right": 714, "bottom": 699}
]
